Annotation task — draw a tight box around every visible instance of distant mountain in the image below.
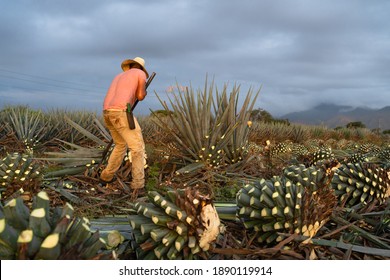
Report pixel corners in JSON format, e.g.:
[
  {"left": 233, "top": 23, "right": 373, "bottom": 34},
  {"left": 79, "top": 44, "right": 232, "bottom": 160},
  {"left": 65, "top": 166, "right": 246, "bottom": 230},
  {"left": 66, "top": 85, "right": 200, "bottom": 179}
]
[{"left": 280, "top": 103, "right": 390, "bottom": 130}]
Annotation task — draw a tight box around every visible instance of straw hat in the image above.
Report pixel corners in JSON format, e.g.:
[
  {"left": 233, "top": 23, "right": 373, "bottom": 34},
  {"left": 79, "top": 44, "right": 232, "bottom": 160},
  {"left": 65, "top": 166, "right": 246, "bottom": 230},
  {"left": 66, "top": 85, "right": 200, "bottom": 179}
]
[{"left": 121, "top": 57, "right": 149, "bottom": 78}]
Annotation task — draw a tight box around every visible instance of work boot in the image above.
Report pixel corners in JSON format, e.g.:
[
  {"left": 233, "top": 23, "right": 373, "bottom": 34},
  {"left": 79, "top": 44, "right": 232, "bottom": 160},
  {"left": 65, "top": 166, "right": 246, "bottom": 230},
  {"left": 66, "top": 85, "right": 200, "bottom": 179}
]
[{"left": 99, "top": 176, "right": 117, "bottom": 185}]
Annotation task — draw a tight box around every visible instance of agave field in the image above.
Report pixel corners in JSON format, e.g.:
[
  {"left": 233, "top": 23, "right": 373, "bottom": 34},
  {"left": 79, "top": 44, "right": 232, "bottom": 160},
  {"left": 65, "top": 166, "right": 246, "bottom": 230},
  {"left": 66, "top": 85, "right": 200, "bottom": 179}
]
[{"left": 0, "top": 80, "right": 389, "bottom": 260}]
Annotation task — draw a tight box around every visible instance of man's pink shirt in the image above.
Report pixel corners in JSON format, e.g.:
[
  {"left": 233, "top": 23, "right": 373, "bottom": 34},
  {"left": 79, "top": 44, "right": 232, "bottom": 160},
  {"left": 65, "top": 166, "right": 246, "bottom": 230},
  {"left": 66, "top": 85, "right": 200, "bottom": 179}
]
[{"left": 103, "top": 68, "right": 146, "bottom": 110}]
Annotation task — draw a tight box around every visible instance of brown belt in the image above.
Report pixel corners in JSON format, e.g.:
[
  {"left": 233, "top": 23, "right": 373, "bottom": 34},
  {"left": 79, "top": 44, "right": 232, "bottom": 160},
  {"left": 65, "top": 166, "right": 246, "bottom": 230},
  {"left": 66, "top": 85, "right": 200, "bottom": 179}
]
[{"left": 103, "top": 109, "right": 126, "bottom": 112}]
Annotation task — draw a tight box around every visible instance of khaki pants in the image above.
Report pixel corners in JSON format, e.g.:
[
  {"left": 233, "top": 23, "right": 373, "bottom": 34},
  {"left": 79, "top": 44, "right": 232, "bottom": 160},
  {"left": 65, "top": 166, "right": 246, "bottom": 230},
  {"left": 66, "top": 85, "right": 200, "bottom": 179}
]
[{"left": 100, "top": 111, "right": 145, "bottom": 189}]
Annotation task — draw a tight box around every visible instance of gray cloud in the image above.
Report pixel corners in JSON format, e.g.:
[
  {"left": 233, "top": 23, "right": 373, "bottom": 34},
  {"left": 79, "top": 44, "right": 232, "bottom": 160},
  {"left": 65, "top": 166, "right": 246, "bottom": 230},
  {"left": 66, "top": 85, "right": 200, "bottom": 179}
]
[{"left": 0, "top": 0, "right": 389, "bottom": 117}]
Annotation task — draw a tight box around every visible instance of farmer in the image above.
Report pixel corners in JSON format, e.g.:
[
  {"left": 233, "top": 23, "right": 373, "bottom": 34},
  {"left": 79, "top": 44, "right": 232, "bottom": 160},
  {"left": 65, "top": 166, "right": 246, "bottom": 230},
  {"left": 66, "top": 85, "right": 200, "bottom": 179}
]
[{"left": 99, "top": 57, "right": 148, "bottom": 191}]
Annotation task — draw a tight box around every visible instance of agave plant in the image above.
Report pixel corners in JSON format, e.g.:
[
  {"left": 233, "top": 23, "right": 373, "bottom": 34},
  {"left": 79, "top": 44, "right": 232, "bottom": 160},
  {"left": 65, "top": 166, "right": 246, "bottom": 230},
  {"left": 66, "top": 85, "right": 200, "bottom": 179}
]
[
  {"left": 236, "top": 166, "right": 337, "bottom": 244},
  {"left": 45, "top": 109, "right": 105, "bottom": 144},
  {"left": 152, "top": 78, "right": 259, "bottom": 182},
  {"left": 290, "top": 143, "right": 309, "bottom": 157},
  {"left": 344, "top": 141, "right": 360, "bottom": 151},
  {"left": 269, "top": 141, "right": 292, "bottom": 158},
  {"left": 346, "top": 153, "right": 368, "bottom": 164},
  {"left": 0, "top": 152, "right": 42, "bottom": 200},
  {"left": 377, "top": 147, "right": 390, "bottom": 164},
  {"left": 0, "top": 152, "right": 42, "bottom": 186},
  {"left": 331, "top": 162, "right": 390, "bottom": 207},
  {"left": 1, "top": 106, "right": 47, "bottom": 154},
  {"left": 248, "top": 122, "right": 293, "bottom": 143},
  {"left": 0, "top": 191, "right": 110, "bottom": 259},
  {"left": 308, "top": 147, "right": 335, "bottom": 166},
  {"left": 247, "top": 142, "right": 264, "bottom": 155},
  {"left": 128, "top": 187, "right": 221, "bottom": 259},
  {"left": 290, "top": 124, "right": 310, "bottom": 143},
  {"left": 358, "top": 143, "right": 381, "bottom": 155}
]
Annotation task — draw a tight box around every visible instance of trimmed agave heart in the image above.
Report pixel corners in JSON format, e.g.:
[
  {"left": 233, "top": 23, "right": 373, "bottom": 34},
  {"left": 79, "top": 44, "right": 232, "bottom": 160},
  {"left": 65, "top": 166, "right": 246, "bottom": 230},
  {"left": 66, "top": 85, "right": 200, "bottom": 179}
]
[{"left": 128, "top": 187, "right": 221, "bottom": 259}]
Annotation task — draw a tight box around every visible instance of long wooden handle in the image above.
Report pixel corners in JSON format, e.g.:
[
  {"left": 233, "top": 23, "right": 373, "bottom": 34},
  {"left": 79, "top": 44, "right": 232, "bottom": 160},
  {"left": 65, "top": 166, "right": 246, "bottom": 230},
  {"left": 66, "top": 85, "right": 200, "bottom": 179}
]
[{"left": 131, "top": 71, "right": 157, "bottom": 111}]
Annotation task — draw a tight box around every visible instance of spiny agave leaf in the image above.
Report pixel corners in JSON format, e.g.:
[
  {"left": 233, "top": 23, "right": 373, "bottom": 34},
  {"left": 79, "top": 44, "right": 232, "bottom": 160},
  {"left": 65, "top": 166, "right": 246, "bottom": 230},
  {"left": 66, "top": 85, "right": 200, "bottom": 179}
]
[{"left": 64, "top": 116, "right": 106, "bottom": 146}]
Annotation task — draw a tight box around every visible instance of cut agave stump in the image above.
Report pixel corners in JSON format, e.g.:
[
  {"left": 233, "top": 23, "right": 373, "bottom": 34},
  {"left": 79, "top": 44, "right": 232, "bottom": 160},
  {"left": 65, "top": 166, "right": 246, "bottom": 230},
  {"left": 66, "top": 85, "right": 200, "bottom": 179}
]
[
  {"left": 331, "top": 162, "right": 390, "bottom": 207},
  {"left": 128, "top": 187, "right": 221, "bottom": 260},
  {"left": 0, "top": 191, "right": 109, "bottom": 260},
  {"left": 237, "top": 165, "right": 337, "bottom": 244}
]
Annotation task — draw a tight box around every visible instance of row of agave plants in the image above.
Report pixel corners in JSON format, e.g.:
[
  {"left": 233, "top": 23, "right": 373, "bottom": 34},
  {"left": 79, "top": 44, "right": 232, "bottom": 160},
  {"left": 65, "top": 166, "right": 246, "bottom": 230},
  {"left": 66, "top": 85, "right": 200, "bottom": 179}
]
[
  {"left": 1, "top": 78, "right": 389, "bottom": 259},
  {"left": 1, "top": 159, "right": 389, "bottom": 259},
  {"left": 0, "top": 105, "right": 109, "bottom": 154}
]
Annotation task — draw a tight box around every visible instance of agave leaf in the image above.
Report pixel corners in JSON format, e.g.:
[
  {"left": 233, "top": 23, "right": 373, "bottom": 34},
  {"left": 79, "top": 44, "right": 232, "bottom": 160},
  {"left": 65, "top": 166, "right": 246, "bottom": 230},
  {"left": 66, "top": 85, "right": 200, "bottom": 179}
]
[
  {"left": 93, "top": 117, "right": 111, "bottom": 141},
  {"left": 37, "top": 139, "right": 101, "bottom": 170},
  {"left": 331, "top": 215, "right": 390, "bottom": 250},
  {"left": 9, "top": 107, "right": 46, "bottom": 142},
  {"left": 45, "top": 184, "right": 84, "bottom": 205},
  {"left": 64, "top": 116, "right": 106, "bottom": 146},
  {"left": 293, "top": 235, "right": 390, "bottom": 258},
  {"left": 44, "top": 166, "right": 89, "bottom": 178},
  {"left": 175, "top": 162, "right": 205, "bottom": 175}
]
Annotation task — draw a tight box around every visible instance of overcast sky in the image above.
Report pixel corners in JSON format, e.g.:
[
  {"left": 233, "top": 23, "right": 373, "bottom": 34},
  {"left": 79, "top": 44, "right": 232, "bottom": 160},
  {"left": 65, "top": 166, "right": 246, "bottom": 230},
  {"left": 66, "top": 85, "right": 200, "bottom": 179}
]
[{"left": 0, "top": 0, "right": 389, "bottom": 117}]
